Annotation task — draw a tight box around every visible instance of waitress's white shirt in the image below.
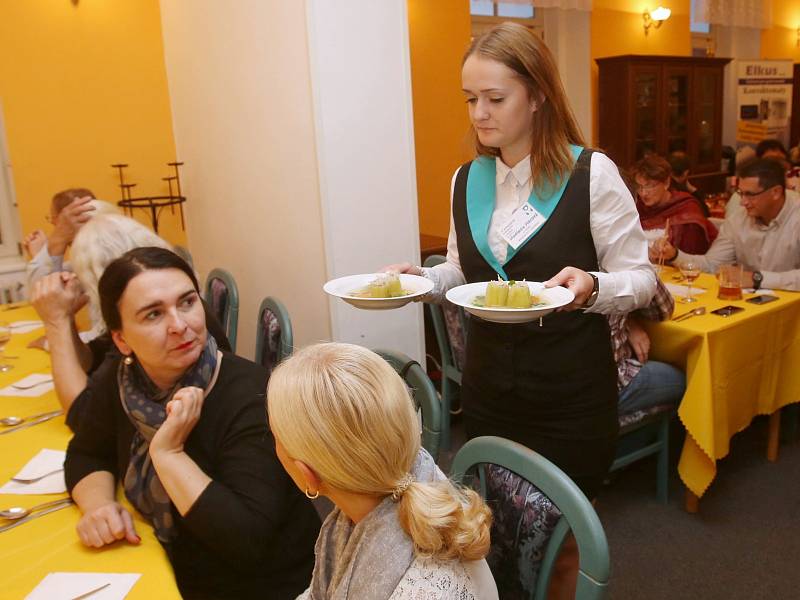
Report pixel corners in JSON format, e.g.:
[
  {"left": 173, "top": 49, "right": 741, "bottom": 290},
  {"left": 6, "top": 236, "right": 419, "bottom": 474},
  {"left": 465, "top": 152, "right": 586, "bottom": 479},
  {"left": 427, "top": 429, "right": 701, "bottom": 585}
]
[{"left": 422, "top": 152, "right": 656, "bottom": 314}]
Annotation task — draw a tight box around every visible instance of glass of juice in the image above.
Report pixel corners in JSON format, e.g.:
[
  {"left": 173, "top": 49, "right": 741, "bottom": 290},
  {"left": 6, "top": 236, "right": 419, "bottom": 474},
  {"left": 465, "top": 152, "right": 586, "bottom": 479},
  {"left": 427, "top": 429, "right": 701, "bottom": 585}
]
[{"left": 717, "top": 264, "right": 743, "bottom": 301}]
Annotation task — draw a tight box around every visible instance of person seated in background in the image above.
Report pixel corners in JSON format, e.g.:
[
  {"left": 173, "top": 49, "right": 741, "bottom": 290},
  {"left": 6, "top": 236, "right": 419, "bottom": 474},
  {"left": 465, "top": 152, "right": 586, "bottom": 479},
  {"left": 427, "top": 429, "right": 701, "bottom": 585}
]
[
  {"left": 632, "top": 155, "right": 718, "bottom": 254},
  {"left": 652, "top": 158, "right": 800, "bottom": 291},
  {"left": 727, "top": 141, "right": 800, "bottom": 216},
  {"left": 65, "top": 247, "right": 319, "bottom": 600},
  {"left": 609, "top": 279, "right": 685, "bottom": 415},
  {"left": 268, "top": 342, "right": 498, "bottom": 600},
  {"left": 667, "top": 151, "right": 709, "bottom": 217},
  {"left": 24, "top": 188, "right": 119, "bottom": 286},
  {"left": 30, "top": 213, "right": 230, "bottom": 420}
]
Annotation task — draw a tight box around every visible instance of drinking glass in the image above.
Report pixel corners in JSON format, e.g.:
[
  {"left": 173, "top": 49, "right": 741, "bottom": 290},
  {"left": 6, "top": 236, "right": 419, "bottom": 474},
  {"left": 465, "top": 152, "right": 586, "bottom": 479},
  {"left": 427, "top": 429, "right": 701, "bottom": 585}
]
[
  {"left": 680, "top": 262, "right": 700, "bottom": 303},
  {"left": 717, "top": 264, "right": 743, "bottom": 301},
  {"left": 0, "top": 322, "right": 12, "bottom": 372}
]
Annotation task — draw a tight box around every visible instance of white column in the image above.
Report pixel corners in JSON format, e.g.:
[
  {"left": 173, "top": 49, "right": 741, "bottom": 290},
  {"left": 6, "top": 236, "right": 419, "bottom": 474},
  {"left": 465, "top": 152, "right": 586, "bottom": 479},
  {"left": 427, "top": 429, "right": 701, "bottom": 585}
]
[
  {"left": 715, "top": 26, "right": 762, "bottom": 148},
  {"left": 543, "top": 8, "right": 592, "bottom": 143},
  {"left": 305, "top": 0, "right": 425, "bottom": 361}
]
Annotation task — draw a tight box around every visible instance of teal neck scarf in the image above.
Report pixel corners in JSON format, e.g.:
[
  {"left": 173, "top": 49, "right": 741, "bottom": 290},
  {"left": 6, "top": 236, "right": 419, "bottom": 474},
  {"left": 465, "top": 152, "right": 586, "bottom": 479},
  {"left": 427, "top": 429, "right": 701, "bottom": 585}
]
[{"left": 466, "top": 145, "right": 583, "bottom": 280}]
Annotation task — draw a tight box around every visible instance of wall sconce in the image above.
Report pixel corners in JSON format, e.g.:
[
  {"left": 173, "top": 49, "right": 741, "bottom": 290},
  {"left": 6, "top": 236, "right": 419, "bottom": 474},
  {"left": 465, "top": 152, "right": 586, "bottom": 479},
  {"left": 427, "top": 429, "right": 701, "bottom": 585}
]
[{"left": 643, "top": 6, "right": 671, "bottom": 36}]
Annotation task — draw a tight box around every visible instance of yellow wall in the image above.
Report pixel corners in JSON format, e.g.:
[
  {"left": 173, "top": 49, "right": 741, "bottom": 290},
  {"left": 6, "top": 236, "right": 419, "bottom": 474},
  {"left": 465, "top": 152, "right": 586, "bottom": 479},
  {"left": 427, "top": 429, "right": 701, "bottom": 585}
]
[
  {"left": 407, "top": 0, "right": 473, "bottom": 238},
  {"left": 761, "top": 1, "right": 800, "bottom": 61},
  {"left": 591, "top": 1, "right": 692, "bottom": 145},
  {"left": 0, "top": 0, "right": 185, "bottom": 246}
]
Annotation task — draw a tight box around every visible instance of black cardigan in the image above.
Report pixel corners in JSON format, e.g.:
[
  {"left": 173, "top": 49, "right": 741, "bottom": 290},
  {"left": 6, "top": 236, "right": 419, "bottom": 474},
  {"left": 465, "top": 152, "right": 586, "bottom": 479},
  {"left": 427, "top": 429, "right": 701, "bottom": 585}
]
[{"left": 64, "top": 352, "right": 320, "bottom": 600}]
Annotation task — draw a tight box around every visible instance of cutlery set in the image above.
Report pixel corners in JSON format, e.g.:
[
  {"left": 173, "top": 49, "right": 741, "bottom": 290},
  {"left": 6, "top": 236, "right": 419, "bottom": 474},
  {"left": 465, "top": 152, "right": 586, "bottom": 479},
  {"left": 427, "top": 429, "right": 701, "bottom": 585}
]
[{"left": 0, "top": 410, "right": 63, "bottom": 435}]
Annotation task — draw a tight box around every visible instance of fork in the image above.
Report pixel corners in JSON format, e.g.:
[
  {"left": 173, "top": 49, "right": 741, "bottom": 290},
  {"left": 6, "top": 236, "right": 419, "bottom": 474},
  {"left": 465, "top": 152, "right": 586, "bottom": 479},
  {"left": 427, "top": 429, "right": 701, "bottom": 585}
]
[
  {"left": 11, "top": 468, "right": 63, "bottom": 484},
  {"left": 11, "top": 378, "right": 53, "bottom": 390}
]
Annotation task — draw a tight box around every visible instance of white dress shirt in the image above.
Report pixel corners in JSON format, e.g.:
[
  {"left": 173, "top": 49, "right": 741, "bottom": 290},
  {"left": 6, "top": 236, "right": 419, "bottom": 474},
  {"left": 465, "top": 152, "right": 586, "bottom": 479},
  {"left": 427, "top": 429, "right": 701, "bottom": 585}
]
[
  {"left": 676, "top": 194, "right": 800, "bottom": 291},
  {"left": 422, "top": 152, "right": 656, "bottom": 314}
]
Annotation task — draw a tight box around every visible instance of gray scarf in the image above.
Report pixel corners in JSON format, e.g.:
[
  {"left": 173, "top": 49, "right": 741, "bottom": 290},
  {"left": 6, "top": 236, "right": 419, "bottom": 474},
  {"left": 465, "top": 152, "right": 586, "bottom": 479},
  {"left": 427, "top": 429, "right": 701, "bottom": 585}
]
[
  {"left": 118, "top": 336, "right": 218, "bottom": 543},
  {"left": 308, "top": 448, "right": 445, "bottom": 600}
]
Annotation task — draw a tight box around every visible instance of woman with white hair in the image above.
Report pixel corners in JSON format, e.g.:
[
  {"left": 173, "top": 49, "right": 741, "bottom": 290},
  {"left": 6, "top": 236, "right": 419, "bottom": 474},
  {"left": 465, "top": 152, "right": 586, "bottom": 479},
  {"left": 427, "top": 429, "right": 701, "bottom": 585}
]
[
  {"left": 267, "top": 342, "right": 498, "bottom": 599},
  {"left": 30, "top": 214, "right": 230, "bottom": 425}
]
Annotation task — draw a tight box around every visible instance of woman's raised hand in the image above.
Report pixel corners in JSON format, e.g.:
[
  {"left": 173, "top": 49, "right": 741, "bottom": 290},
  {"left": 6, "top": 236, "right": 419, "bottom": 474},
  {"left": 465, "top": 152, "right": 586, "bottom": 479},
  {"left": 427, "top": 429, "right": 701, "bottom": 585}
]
[
  {"left": 380, "top": 263, "right": 422, "bottom": 276},
  {"left": 76, "top": 501, "right": 140, "bottom": 548},
  {"left": 544, "top": 267, "right": 595, "bottom": 310},
  {"left": 648, "top": 238, "right": 677, "bottom": 264},
  {"left": 150, "top": 386, "right": 204, "bottom": 459}
]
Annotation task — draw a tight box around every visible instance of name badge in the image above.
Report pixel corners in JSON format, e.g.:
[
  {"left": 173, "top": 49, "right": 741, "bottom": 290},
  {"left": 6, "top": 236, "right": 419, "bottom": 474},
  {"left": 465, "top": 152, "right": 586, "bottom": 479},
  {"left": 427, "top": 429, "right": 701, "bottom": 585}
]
[{"left": 500, "top": 203, "right": 546, "bottom": 249}]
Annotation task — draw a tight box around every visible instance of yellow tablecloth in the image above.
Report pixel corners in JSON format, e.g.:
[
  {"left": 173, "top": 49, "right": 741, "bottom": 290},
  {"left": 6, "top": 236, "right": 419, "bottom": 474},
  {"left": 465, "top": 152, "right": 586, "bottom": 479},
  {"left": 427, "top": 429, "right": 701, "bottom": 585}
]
[
  {"left": 0, "top": 306, "right": 180, "bottom": 599},
  {"left": 644, "top": 269, "right": 800, "bottom": 497}
]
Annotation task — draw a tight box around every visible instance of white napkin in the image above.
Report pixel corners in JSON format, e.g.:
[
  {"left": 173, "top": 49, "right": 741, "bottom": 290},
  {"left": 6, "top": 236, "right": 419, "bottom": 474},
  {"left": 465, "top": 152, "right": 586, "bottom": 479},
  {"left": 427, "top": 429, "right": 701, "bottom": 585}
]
[
  {"left": 0, "top": 448, "right": 66, "bottom": 494},
  {"left": 25, "top": 572, "right": 141, "bottom": 600},
  {"left": 744, "top": 288, "right": 776, "bottom": 295},
  {"left": 0, "top": 373, "right": 54, "bottom": 397},
  {"left": 10, "top": 320, "right": 44, "bottom": 334},
  {"left": 665, "top": 283, "right": 705, "bottom": 298}
]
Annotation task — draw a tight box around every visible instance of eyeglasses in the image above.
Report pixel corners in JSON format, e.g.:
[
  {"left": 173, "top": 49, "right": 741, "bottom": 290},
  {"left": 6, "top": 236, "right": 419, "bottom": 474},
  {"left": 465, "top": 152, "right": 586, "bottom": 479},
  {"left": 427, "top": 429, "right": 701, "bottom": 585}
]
[
  {"left": 636, "top": 181, "right": 662, "bottom": 192},
  {"left": 736, "top": 185, "right": 777, "bottom": 198}
]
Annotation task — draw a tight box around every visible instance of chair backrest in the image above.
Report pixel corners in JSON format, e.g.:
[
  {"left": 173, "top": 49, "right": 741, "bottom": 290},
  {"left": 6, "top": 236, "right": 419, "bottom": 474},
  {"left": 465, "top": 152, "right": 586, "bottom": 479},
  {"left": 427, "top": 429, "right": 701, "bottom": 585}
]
[
  {"left": 422, "top": 255, "right": 468, "bottom": 373},
  {"left": 203, "top": 268, "right": 239, "bottom": 352},
  {"left": 254, "top": 296, "right": 293, "bottom": 376},
  {"left": 374, "top": 349, "right": 442, "bottom": 461},
  {"left": 451, "top": 436, "right": 610, "bottom": 600}
]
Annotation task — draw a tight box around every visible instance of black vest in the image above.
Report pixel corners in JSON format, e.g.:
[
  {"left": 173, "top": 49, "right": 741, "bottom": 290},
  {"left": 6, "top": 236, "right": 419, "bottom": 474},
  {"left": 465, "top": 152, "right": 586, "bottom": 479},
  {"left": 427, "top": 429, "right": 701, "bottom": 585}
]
[{"left": 453, "top": 150, "right": 618, "bottom": 439}]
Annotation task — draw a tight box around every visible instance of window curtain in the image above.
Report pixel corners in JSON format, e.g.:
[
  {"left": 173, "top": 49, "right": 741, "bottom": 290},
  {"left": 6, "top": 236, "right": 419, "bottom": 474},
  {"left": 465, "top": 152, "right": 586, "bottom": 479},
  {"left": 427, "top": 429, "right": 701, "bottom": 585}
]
[
  {"left": 692, "top": 0, "right": 772, "bottom": 29},
  {"left": 499, "top": 0, "right": 592, "bottom": 10}
]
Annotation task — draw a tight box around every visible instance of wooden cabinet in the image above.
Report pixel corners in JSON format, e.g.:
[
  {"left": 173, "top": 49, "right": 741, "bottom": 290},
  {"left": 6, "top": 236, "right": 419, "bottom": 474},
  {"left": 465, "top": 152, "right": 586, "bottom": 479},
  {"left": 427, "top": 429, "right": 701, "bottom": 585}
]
[{"left": 596, "top": 55, "right": 731, "bottom": 173}]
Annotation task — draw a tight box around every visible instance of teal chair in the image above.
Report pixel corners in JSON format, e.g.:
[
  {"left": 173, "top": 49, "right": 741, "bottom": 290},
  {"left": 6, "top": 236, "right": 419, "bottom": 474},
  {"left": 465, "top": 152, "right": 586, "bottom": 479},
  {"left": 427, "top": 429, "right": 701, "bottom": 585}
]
[
  {"left": 375, "top": 349, "right": 442, "bottom": 462},
  {"left": 255, "top": 296, "right": 293, "bottom": 375},
  {"left": 422, "top": 254, "right": 467, "bottom": 450},
  {"left": 451, "top": 436, "right": 610, "bottom": 600},
  {"left": 611, "top": 405, "right": 675, "bottom": 504},
  {"left": 203, "top": 268, "right": 239, "bottom": 352}
]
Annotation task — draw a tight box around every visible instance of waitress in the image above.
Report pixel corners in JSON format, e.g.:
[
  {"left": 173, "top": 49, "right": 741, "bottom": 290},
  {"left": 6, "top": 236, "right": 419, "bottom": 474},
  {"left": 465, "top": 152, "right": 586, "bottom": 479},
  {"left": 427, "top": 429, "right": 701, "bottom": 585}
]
[{"left": 390, "top": 22, "right": 655, "bottom": 499}]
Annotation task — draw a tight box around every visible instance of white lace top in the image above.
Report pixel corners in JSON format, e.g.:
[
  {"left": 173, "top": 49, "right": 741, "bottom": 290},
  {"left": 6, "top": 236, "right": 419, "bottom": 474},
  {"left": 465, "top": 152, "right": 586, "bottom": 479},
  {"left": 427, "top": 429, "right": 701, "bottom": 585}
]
[{"left": 296, "top": 556, "right": 499, "bottom": 600}]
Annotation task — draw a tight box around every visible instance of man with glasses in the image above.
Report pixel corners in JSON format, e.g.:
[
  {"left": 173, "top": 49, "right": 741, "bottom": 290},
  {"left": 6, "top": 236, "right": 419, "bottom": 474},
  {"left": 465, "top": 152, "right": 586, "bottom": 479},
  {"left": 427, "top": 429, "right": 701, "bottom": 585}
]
[{"left": 651, "top": 158, "right": 800, "bottom": 291}]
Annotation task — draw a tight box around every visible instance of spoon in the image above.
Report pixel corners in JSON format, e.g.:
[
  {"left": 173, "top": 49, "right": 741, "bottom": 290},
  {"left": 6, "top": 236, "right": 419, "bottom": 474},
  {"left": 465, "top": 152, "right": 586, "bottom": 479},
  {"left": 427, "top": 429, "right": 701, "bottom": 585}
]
[
  {"left": 673, "top": 307, "right": 706, "bottom": 322},
  {"left": 0, "top": 409, "right": 62, "bottom": 427},
  {"left": 0, "top": 498, "right": 72, "bottom": 520}
]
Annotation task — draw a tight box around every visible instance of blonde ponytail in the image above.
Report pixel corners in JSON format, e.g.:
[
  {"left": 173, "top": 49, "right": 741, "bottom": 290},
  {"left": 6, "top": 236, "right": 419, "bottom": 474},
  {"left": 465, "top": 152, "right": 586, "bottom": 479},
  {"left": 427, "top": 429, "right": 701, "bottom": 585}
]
[{"left": 397, "top": 480, "right": 491, "bottom": 561}]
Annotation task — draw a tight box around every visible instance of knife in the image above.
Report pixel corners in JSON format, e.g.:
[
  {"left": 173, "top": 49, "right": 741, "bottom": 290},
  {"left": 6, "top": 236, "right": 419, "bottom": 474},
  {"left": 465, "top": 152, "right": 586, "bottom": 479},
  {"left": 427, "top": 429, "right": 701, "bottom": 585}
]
[
  {"left": 0, "top": 410, "right": 64, "bottom": 435},
  {"left": 0, "top": 499, "right": 73, "bottom": 533}
]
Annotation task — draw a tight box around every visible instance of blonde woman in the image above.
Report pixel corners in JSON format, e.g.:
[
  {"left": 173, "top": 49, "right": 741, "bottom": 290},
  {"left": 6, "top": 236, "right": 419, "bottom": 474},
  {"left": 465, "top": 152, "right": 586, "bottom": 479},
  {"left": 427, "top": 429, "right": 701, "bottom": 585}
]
[{"left": 267, "top": 343, "right": 498, "bottom": 600}]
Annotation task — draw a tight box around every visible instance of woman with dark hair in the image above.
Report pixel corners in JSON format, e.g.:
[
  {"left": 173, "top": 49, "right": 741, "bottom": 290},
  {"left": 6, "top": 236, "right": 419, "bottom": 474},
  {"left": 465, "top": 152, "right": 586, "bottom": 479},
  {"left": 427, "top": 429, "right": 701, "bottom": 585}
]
[
  {"left": 64, "top": 247, "right": 320, "bottom": 600},
  {"left": 632, "top": 154, "right": 718, "bottom": 254}
]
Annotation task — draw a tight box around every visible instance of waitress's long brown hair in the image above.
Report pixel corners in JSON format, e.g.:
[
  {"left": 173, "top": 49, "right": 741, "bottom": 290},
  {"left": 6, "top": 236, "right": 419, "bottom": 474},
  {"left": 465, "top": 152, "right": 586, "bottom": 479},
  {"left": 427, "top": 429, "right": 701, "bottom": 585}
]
[{"left": 465, "top": 22, "right": 585, "bottom": 195}]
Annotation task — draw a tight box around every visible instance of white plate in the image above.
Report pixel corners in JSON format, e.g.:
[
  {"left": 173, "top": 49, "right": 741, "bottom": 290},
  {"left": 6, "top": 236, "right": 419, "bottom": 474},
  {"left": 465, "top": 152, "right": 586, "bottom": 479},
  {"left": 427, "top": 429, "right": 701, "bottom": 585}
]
[
  {"left": 323, "top": 273, "right": 434, "bottom": 310},
  {"left": 446, "top": 281, "right": 574, "bottom": 324}
]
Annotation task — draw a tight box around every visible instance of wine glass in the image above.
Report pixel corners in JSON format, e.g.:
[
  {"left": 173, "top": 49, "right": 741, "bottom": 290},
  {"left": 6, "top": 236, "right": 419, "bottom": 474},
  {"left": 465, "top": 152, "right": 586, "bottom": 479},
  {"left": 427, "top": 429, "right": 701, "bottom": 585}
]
[
  {"left": 0, "top": 322, "right": 12, "bottom": 372},
  {"left": 679, "top": 262, "right": 701, "bottom": 304}
]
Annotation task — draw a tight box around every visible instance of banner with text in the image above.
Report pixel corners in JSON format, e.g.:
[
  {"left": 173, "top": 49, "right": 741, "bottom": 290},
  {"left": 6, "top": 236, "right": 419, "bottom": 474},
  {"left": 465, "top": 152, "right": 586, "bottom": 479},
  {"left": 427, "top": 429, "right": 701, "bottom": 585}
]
[{"left": 736, "top": 60, "right": 793, "bottom": 148}]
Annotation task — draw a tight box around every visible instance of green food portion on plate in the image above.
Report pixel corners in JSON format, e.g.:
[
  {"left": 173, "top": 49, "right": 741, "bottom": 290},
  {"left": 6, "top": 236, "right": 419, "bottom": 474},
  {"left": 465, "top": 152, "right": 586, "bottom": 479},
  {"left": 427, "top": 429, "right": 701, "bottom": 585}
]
[
  {"left": 471, "top": 280, "right": 547, "bottom": 309},
  {"left": 351, "top": 273, "right": 410, "bottom": 298}
]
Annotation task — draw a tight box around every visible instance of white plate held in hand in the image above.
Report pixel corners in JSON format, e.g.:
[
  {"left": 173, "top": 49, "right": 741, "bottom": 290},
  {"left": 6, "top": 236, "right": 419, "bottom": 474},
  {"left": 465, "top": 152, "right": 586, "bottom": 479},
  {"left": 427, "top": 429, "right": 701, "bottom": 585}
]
[
  {"left": 323, "top": 274, "right": 434, "bottom": 310},
  {"left": 446, "top": 281, "right": 574, "bottom": 324}
]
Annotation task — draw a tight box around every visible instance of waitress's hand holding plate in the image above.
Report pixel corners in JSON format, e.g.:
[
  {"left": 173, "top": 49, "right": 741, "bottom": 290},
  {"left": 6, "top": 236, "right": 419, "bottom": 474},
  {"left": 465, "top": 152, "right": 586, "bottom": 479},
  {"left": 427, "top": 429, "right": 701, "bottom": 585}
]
[{"left": 324, "top": 273, "right": 433, "bottom": 310}]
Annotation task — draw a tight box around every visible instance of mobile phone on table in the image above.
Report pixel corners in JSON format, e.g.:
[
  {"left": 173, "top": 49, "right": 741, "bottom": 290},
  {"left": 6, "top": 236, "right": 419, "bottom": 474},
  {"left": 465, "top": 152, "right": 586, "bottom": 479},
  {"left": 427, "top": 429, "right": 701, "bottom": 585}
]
[
  {"left": 711, "top": 305, "right": 745, "bottom": 317},
  {"left": 746, "top": 294, "right": 779, "bottom": 305}
]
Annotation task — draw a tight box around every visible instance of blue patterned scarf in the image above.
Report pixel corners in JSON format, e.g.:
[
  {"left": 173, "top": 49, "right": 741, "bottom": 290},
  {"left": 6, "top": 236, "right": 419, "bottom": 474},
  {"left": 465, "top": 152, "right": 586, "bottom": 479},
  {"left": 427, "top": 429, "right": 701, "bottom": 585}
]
[{"left": 118, "top": 335, "right": 218, "bottom": 543}]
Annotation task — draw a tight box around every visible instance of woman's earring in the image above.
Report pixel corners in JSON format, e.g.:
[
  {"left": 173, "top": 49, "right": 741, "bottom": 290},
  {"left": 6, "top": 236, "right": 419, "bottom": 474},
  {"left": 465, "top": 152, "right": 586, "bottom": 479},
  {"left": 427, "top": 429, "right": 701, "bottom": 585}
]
[
  {"left": 305, "top": 487, "right": 320, "bottom": 500},
  {"left": 123, "top": 355, "right": 134, "bottom": 366}
]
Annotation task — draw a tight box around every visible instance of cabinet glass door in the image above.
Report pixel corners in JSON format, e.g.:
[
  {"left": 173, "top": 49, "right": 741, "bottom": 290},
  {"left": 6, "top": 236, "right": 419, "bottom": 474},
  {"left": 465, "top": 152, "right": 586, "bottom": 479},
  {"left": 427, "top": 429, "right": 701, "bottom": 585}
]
[
  {"left": 694, "top": 68, "right": 720, "bottom": 168},
  {"left": 633, "top": 70, "right": 659, "bottom": 159},
  {"left": 664, "top": 69, "right": 690, "bottom": 154}
]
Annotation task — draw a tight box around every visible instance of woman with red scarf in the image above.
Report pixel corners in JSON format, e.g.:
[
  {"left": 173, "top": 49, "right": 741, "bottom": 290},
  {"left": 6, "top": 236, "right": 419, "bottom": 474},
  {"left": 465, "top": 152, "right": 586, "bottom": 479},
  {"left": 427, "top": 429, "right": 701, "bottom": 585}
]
[{"left": 632, "top": 155, "right": 717, "bottom": 254}]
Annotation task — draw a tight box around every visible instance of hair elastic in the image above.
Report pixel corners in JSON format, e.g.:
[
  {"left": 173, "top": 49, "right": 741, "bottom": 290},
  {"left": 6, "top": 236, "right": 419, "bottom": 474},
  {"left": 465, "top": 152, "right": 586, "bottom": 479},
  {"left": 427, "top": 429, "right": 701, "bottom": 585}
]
[{"left": 391, "top": 473, "right": 414, "bottom": 501}]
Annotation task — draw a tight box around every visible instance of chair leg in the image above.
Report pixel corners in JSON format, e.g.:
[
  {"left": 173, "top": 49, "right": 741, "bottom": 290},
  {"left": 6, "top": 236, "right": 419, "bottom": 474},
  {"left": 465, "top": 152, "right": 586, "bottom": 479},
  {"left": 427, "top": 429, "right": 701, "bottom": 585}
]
[
  {"left": 656, "top": 416, "right": 669, "bottom": 504},
  {"left": 440, "top": 377, "right": 451, "bottom": 451}
]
